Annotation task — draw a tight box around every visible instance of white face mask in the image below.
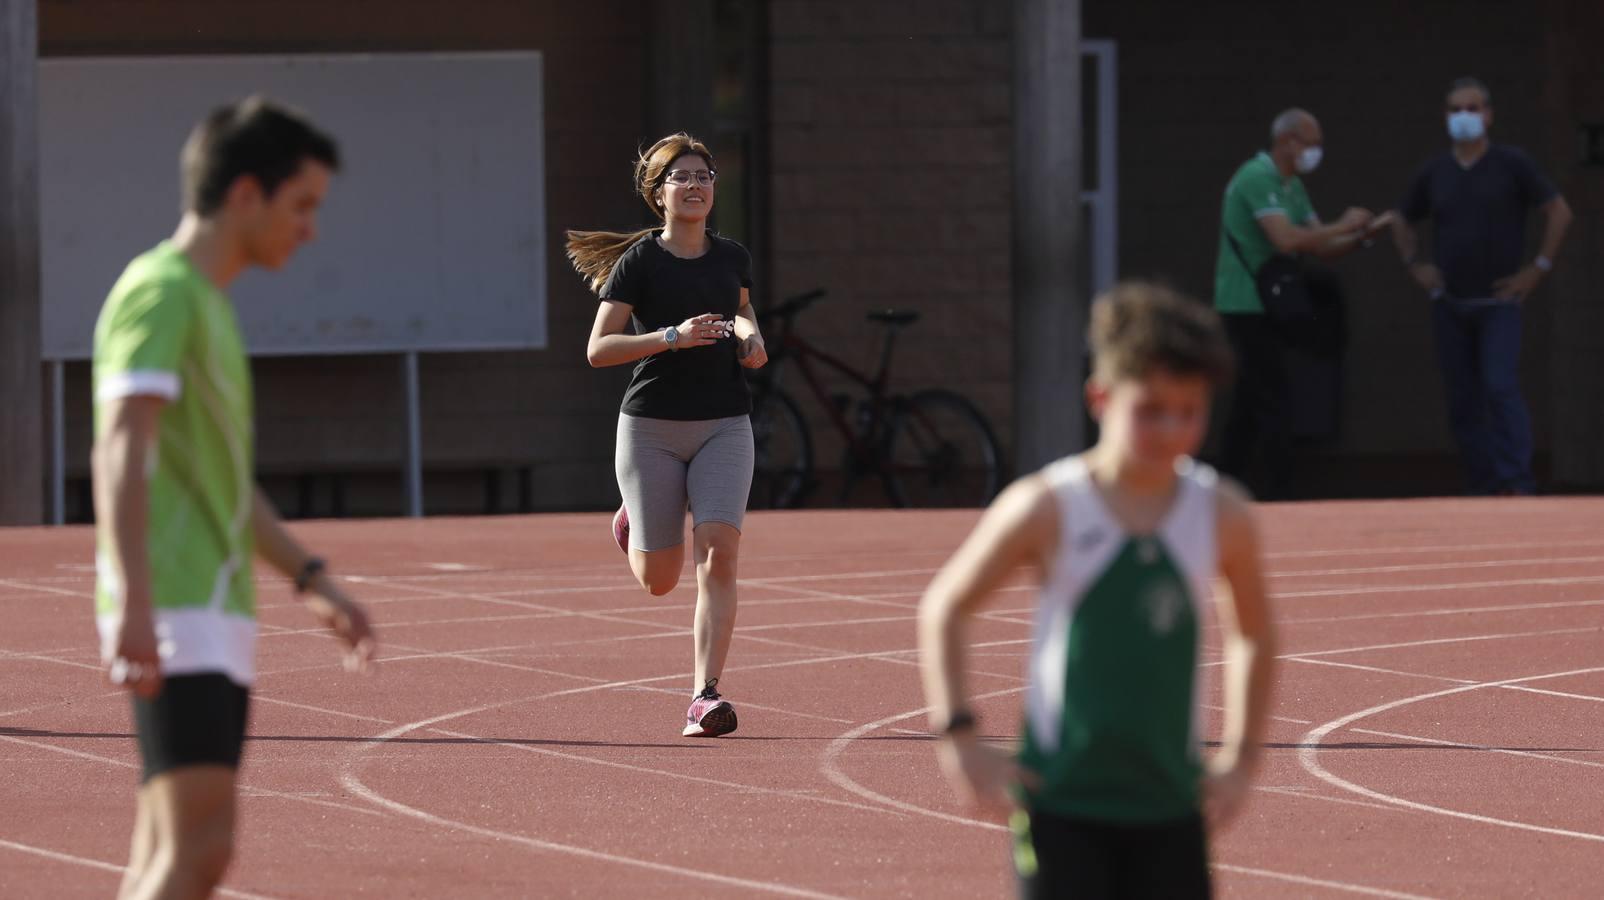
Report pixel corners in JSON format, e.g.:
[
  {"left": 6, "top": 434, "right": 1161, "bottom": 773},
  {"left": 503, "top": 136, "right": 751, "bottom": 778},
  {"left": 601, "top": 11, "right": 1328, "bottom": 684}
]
[
  {"left": 1447, "top": 110, "right": 1486, "bottom": 142},
  {"left": 1295, "top": 145, "right": 1324, "bottom": 174}
]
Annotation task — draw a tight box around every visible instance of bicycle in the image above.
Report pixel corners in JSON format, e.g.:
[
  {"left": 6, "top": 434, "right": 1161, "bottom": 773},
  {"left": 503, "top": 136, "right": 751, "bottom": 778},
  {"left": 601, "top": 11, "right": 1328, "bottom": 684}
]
[{"left": 746, "top": 288, "right": 1003, "bottom": 509}]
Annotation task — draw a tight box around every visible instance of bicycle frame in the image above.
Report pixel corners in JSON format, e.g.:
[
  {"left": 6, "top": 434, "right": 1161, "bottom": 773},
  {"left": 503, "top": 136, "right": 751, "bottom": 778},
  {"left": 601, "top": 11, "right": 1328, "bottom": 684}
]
[{"left": 759, "top": 322, "right": 902, "bottom": 466}]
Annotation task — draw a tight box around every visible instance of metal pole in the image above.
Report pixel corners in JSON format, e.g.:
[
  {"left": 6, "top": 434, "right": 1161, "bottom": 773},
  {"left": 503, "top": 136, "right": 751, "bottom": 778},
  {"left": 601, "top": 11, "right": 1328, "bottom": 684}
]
[
  {"left": 403, "top": 351, "right": 423, "bottom": 518},
  {"left": 51, "top": 359, "right": 64, "bottom": 525}
]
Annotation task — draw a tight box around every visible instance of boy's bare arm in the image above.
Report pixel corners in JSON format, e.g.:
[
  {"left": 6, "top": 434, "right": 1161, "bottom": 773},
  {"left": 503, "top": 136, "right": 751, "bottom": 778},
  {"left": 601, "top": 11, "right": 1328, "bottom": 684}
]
[
  {"left": 917, "top": 475, "right": 1057, "bottom": 730},
  {"left": 1213, "top": 480, "right": 1277, "bottom": 772},
  {"left": 918, "top": 475, "right": 1057, "bottom": 811}
]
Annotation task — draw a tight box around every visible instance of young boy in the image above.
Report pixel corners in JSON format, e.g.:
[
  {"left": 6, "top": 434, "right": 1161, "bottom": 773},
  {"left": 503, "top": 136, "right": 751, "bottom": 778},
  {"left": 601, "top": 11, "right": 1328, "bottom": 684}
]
[
  {"left": 93, "top": 97, "right": 377, "bottom": 899},
  {"left": 918, "top": 282, "right": 1276, "bottom": 898}
]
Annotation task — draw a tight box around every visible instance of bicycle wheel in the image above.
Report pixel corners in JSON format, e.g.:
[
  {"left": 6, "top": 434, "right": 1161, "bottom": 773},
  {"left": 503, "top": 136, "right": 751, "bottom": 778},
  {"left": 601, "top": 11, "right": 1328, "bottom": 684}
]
[
  {"left": 885, "top": 389, "right": 1002, "bottom": 508},
  {"left": 748, "top": 386, "right": 813, "bottom": 510}
]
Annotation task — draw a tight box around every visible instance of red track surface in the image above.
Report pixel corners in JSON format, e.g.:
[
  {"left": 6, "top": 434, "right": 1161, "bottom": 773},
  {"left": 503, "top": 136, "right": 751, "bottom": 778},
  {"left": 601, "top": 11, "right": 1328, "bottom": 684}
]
[{"left": 3, "top": 499, "right": 1603, "bottom": 898}]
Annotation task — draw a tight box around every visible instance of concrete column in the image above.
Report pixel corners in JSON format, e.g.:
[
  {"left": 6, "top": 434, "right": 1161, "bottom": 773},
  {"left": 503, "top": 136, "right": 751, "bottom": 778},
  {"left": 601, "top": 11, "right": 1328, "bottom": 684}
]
[{"left": 1012, "top": 0, "right": 1083, "bottom": 474}]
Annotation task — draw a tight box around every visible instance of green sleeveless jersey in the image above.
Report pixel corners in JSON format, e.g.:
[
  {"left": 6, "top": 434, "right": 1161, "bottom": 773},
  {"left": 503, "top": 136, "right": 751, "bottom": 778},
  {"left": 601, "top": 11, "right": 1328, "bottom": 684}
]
[{"left": 1018, "top": 456, "right": 1218, "bottom": 823}]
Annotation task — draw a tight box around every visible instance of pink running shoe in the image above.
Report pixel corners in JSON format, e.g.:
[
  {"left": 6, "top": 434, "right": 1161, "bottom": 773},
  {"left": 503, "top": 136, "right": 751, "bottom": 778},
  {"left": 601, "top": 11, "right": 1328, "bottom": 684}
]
[
  {"left": 611, "top": 503, "right": 629, "bottom": 553},
  {"left": 682, "top": 679, "right": 738, "bottom": 737}
]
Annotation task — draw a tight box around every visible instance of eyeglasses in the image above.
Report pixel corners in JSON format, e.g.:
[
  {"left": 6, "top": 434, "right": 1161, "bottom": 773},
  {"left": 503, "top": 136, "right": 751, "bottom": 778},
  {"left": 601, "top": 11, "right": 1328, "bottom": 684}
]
[
  {"left": 1446, "top": 104, "right": 1484, "bottom": 113},
  {"left": 664, "top": 169, "right": 717, "bottom": 187}
]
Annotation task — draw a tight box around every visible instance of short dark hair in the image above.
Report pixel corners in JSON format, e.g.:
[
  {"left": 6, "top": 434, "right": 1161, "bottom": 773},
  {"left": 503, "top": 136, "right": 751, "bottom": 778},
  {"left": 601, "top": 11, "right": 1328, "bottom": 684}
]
[
  {"left": 181, "top": 96, "right": 340, "bottom": 216},
  {"left": 1089, "top": 281, "right": 1234, "bottom": 386},
  {"left": 1447, "top": 76, "right": 1492, "bottom": 107}
]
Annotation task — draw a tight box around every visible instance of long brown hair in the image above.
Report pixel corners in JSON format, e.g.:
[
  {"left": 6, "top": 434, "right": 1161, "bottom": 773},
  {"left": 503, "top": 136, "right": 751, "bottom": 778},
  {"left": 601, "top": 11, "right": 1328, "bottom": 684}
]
[{"left": 565, "top": 133, "right": 715, "bottom": 295}]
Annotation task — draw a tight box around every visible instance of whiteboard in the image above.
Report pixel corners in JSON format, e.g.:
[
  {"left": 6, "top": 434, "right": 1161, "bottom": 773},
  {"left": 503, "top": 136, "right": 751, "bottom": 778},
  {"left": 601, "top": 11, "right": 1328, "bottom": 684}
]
[{"left": 40, "top": 53, "right": 547, "bottom": 360}]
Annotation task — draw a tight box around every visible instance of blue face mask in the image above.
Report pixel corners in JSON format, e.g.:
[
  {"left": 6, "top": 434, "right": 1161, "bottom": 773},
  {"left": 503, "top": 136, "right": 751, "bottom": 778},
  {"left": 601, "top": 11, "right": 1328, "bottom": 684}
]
[{"left": 1447, "top": 111, "right": 1485, "bottom": 142}]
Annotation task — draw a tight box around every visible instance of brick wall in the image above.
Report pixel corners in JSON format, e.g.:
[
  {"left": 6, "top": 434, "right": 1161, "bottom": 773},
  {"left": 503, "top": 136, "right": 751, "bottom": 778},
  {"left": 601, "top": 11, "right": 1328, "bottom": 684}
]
[{"left": 766, "top": 0, "right": 1014, "bottom": 480}]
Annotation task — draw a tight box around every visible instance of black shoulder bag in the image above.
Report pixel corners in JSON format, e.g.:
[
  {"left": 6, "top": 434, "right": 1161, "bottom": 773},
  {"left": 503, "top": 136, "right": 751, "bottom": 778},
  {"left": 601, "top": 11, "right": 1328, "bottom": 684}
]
[{"left": 1225, "top": 228, "right": 1329, "bottom": 348}]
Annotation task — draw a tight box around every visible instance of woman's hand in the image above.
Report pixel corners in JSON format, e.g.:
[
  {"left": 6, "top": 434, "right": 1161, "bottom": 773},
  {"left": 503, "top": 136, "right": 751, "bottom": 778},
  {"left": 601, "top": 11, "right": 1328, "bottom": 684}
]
[
  {"left": 737, "top": 334, "right": 768, "bottom": 368},
  {"left": 673, "top": 313, "right": 732, "bottom": 350}
]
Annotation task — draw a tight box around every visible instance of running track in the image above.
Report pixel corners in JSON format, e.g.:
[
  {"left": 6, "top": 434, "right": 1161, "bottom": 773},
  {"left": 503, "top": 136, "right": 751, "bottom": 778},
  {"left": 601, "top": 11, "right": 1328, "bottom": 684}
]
[{"left": 2, "top": 498, "right": 1602, "bottom": 897}]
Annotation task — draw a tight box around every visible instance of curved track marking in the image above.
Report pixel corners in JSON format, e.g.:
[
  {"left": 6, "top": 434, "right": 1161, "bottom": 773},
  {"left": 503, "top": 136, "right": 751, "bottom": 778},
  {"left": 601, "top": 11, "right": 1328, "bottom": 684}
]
[
  {"left": 817, "top": 695, "right": 1442, "bottom": 899},
  {"left": 336, "top": 643, "right": 1026, "bottom": 898},
  {"left": 424, "top": 724, "right": 898, "bottom": 816},
  {"left": 341, "top": 703, "right": 846, "bottom": 899},
  {"left": 818, "top": 687, "right": 1022, "bottom": 831},
  {"left": 818, "top": 631, "right": 1604, "bottom": 896},
  {"left": 1299, "top": 666, "right": 1604, "bottom": 842}
]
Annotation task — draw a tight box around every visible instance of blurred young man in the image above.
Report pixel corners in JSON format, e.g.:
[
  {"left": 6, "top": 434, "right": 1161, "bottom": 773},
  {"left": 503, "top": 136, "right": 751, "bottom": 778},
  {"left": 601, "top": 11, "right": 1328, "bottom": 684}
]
[{"left": 93, "top": 97, "right": 376, "bottom": 899}]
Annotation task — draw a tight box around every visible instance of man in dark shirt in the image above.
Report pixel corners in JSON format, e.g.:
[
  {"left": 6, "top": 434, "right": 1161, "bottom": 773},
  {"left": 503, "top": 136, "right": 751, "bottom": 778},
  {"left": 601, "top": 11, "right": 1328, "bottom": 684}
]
[{"left": 1392, "top": 77, "right": 1573, "bottom": 495}]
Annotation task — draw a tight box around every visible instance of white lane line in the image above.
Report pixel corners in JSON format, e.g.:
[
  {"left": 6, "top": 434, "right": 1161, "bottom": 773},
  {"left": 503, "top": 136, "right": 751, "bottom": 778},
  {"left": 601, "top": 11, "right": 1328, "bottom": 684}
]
[
  {"left": 1299, "top": 666, "right": 1604, "bottom": 843},
  {"left": 1285, "top": 627, "right": 1598, "bottom": 659},
  {"left": 0, "top": 653, "right": 104, "bottom": 673},
  {"left": 1269, "top": 553, "right": 1604, "bottom": 579},
  {"left": 1266, "top": 536, "right": 1604, "bottom": 560},
  {"left": 1284, "top": 597, "right": 1604, "bottom": 625},
  {"left": 0, "top": 837, "right": 280, "bottom": 900},
  {"left": 251, "top": 695, "right": 396, "bottom": 725},
  {"left": 624, "top": 685, "right": 857, "bottom": 725},
  {"left": 0, "top": 734, "right": 382, "bottom": 819},
  {"left": 1214, "top": 863, "right": 1438, "bottom": 899},
  {"left": 1249, "top": 785, "right": 1400, "bottom": 814},
  {"left": 0, "top": 578, "right": 95, "bottom": 599},
  {"left": 1346, "top": 727, "right": 1604, "bottom": 771},
  {"left": 1290, "top": 657, "right": 1604, "bottom": 704},
  {"left": 1276, "top": 574, "right": 1604, "bottom": 600}
]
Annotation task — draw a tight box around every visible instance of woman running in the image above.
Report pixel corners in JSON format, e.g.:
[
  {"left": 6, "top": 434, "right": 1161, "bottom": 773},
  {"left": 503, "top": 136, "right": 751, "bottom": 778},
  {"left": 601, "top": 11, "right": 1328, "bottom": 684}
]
[{"left": 566, "top": 133, "right": 768, "bottom": 737}]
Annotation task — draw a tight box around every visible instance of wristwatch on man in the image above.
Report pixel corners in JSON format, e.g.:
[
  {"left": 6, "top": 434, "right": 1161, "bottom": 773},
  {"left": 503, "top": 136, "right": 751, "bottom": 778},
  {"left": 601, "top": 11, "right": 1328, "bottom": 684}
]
[
  {"left": 661, "top": 326, "right": 679, "bottom": 350},
  {"left": 1534, "top": 255, "right": 1554, "bottom": 273},
  {"left": 294, "top": 557, "right": 327, "bottom": 594}
]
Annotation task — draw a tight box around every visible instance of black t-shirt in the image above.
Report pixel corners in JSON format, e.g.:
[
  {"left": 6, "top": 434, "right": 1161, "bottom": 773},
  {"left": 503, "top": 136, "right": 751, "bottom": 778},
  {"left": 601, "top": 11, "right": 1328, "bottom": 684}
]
[
  {"left": 600, "top": 231, "right": 754, "bottom": 420},
  {"left": 1400, "top": 144, "right": 1557, "bottom": 299}
]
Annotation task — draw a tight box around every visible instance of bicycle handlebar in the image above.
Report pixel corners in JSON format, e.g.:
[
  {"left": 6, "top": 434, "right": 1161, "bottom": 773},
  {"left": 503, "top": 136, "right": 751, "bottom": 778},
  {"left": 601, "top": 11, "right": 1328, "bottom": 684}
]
[{"left": 764, "top": 288, "right": 827, "bottom": 324}]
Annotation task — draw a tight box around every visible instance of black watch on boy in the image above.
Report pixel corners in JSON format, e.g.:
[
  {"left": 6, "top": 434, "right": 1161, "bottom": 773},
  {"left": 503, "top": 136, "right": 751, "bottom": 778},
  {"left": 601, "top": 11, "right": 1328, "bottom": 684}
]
[{"left": 294, "top": 557, "right": 327, "bottom": 594}]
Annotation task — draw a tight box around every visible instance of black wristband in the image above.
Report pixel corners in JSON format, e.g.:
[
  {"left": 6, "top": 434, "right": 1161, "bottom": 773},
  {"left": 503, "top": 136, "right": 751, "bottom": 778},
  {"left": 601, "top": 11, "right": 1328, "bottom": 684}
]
[
  {"left": 294, "top": 557, "right": 327, "bottom": 594},
  {"left": 938, "top": 710, "right": 977, "bottom": 736}
]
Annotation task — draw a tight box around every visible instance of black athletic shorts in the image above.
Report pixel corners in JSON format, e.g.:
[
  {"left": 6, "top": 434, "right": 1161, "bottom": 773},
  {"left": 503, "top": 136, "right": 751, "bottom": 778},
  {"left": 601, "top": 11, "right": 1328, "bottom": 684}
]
[
  {"left": 1014, "top": 808, "right": 1211, "bottom": 899},
  {"left": 131, "top": 673, "right": 251, "bottom": 783}
]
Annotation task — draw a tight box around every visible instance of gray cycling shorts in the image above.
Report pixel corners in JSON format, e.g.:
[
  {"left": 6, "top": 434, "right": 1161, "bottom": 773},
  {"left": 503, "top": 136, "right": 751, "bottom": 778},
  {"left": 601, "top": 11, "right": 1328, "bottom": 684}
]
[{"left": 615, "top": 413, "right": 754, "bottom": 552}]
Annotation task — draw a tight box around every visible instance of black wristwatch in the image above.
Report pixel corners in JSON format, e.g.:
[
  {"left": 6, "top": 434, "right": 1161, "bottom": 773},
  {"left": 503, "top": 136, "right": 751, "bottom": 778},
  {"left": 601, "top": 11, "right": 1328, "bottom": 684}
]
[{"left": 294, "top": 557, "right": 327, "bottom": 594}]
